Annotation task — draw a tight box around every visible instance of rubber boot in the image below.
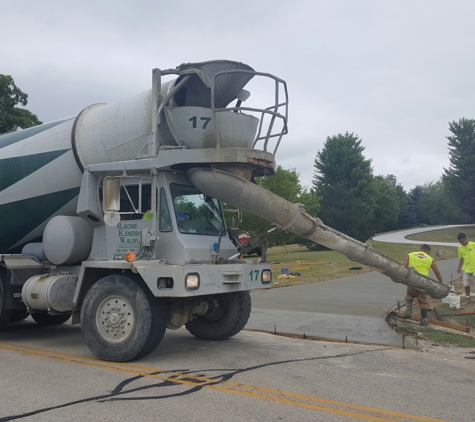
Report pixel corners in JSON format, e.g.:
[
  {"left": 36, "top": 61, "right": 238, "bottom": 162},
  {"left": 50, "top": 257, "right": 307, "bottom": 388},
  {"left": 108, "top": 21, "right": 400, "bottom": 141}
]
[
  {"left": 420, "top": 309, "right": 428, "bottom": 326},
  {"left": 403, "top": 300, "right": 413, "bottom": 319}
]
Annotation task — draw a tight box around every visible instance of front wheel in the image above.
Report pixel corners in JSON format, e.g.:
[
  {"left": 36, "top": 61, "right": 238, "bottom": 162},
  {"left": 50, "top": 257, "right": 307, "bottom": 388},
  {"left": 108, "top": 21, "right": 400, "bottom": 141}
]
[
  {"left": 10, "top": 311, "right": 30, "bottom": 322},
  {"left": 80, "top": 275, "right": 167, "bottom": 362},
  {"left": 185, "top": 291, "right": 251, "bottom": 340}
]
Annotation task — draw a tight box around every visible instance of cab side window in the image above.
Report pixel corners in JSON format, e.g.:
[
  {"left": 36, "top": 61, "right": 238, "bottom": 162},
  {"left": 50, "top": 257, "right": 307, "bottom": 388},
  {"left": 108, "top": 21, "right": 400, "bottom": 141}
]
[{"left": 159, "top": 188, "right": 172, "bottom": 232}]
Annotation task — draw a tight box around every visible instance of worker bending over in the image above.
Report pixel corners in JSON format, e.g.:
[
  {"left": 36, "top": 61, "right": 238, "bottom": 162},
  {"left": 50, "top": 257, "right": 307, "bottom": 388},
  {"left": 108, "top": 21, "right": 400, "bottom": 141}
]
[{"left": 403, "top": 244, "right": 443, "bottom": 326}]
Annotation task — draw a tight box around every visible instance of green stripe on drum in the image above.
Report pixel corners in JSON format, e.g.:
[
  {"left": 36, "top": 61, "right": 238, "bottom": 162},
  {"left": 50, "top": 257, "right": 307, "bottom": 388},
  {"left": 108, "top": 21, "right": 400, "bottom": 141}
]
[
  {"left": 0, "top": 118, "right": 74, "bottom": 150},
  {"left": 0, "top": 187, "right": 80, "bottom": 253},
  {"left": 0, "top": 149, "right": 70, "bottom": 192}
]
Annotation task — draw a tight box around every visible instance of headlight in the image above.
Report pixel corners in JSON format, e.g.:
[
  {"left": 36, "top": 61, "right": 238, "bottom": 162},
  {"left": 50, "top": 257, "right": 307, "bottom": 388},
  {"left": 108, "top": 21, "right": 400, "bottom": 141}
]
[
  {"left": 185, "top": 273, "right": 200, "bottom": 290},
  {"left": 261, "top": 269, "right": 272, "bottom": 284}
]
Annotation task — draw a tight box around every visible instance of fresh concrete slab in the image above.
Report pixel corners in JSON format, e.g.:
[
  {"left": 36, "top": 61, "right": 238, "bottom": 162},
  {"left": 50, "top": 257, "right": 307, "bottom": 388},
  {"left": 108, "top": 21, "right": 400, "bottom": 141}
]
[
  {"left": 248, "top": 258, "right": 459, "bottom": 348},
  {"left": 246, "top": 308, "right": 410, "bottom": 347}
]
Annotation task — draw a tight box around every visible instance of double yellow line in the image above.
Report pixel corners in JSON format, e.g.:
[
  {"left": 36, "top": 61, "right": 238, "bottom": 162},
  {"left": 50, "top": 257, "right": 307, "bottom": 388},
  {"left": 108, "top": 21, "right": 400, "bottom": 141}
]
[{"left": 0, "top": 341, "right": 446, "bottom": 422}]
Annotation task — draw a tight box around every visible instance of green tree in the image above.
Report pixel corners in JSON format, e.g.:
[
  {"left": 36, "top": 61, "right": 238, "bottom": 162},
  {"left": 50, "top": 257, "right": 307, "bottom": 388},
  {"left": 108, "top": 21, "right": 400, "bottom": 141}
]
[
  {"left": 408, "top": 185, "right": 424, "bottom": 225},
  {"left": 397, "top": 193, "right": 417, "bottom": 229},
  {"left": 443, "top": 118, "right": 475, "bottom": 221},
  {"left": 372, "top": 174, "right": 409, "bottom": 231},
  {"left": 416, "top": 180, "right": 469, "bottom": 225},
  {"left": 393, "top": 181, "right": 409, "bottom": 229},
  {"left": 313, "top": 132, "right": 376, "bottom": 241},
  {"left": 372, "top": 175, "right": 400, "bottom": 234},
  {"left": 0, "top": 75, "right": 42, "bottom": 134},
  {"left": 260, "top": 165, "right": 301, "bottom": 202}
]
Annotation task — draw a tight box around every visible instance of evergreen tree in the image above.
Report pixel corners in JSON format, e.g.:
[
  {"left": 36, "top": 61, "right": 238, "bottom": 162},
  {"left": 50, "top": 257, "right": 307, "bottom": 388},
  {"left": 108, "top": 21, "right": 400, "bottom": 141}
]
[
  {"left": 408, "top": 186, "right": 424, "bottom": 225},
  {"left": 372, "top": 175, "right": 400, "bottom": 233},
  {"left": 443, "top": 118, "right": 475, "bottom": 221},
  {"left": 397, "top": 194, "right": 417, "bottom": 228},
  {"left": 394, "top": 184, "right": 409, "bottom": 229},
  {"left": 313, "top": 132, "right": 376, "bottom": 241}
]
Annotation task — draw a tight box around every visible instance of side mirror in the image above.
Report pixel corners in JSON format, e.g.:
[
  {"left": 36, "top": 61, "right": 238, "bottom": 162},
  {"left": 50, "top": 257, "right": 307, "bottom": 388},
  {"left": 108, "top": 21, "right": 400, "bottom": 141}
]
[{"left": 103, "top": 177, "right": 121, "bottom": 226}]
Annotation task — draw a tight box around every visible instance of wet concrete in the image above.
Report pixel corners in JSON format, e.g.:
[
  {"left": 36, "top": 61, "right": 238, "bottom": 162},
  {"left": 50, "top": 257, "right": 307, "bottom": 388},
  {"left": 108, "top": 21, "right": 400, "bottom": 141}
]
[{"left": 247, "top": 258, "right": 459, "bottom": 348}]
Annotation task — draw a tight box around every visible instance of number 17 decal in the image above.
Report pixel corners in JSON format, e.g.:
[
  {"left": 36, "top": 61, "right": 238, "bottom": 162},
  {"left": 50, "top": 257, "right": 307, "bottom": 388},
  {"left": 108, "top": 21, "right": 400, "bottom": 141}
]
[
  {"left": 189, "top": 116, "right": 212, "bottom": 129},
  {"left": 249, "top": 270, "right": 260, "bottom": 281}
]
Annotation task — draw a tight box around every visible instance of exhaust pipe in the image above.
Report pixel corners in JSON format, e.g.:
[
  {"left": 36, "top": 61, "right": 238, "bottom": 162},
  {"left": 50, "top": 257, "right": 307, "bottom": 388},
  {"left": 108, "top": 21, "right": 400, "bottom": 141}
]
[{"left": 188, "top": 167, "right": 450, "bottom": 299}]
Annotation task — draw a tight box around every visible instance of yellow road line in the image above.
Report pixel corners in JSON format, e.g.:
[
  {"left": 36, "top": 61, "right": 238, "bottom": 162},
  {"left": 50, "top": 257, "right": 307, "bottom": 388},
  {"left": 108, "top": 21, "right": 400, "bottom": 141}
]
[{"left": 0, "top": 341, "right": 447, "bottom": 422}]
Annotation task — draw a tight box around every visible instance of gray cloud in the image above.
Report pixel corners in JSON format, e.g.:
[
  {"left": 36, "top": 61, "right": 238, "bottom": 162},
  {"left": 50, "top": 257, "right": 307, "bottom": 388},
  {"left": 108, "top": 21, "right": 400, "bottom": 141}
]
[{"left": 2, "top": 0, "right": 473, "bottom": 191}]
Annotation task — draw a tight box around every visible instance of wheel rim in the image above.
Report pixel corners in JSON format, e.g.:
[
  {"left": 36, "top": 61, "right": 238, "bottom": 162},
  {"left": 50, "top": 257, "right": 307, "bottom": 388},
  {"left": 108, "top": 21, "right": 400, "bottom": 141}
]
[
  {"left": 203, "top": 297, "right": 226, "bottom": 321},
  {"left": 96, "top": 295, "right": 134, "bottom": 342}
]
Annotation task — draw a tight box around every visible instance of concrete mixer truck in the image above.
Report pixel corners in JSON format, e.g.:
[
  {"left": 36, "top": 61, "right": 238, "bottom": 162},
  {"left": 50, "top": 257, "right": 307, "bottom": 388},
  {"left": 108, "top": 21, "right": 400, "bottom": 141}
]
[{"left": 0, "top": 60, "right": 449, "bottom": 362}]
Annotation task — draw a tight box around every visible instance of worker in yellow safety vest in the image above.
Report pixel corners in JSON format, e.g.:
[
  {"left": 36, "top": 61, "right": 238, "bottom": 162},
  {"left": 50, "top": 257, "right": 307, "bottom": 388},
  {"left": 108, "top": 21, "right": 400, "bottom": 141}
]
[
  {"left": 402, "top": 244, "right": 443, "bottom": 326},
  {"left": 456, "top": 232, "right": 475, "bottom": 302}
]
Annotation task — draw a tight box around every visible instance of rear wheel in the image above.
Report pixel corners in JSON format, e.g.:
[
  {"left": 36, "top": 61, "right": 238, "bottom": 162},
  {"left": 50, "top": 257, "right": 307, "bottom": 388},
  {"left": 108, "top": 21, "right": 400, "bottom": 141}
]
[
  {"left": 10, "top": 311, "right": 29, "bottom": 322},
  {"left": 81, "top": 274, "right": 167, "bottom": 362},
  {"left": 185, "top": 291, "right": 251, "bottom": 340},
  {"left": 31, "top": 313, "right": 71, "bottom": 326},
  {"left": 0, "top": 271, "right": 12, "bottom": 329}
]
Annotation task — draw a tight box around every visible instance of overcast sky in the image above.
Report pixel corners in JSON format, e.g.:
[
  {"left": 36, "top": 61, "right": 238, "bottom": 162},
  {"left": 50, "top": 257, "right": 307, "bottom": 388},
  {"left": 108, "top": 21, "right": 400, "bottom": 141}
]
[{"left": 2, "top": 0, "right": 474, "bottom": 191}]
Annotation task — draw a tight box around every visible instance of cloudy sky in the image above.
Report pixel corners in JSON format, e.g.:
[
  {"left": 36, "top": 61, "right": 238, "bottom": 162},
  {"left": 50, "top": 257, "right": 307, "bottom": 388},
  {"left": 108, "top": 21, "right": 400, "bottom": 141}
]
[{"left": 2, "top": 0, "right": 474, "bottom": 191}]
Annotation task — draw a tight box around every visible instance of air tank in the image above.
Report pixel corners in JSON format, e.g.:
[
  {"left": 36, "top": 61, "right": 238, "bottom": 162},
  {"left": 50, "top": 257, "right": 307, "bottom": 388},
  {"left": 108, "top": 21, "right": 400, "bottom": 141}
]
[{"left": 43, "top": 216, "right": 94, "bottom": 265}]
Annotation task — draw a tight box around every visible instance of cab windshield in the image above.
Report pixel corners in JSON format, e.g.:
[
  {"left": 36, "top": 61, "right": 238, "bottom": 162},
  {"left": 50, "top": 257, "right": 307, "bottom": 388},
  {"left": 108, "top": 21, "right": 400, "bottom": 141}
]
[{"left": 170, "top": 184, "right": 225, "bottom": 235}]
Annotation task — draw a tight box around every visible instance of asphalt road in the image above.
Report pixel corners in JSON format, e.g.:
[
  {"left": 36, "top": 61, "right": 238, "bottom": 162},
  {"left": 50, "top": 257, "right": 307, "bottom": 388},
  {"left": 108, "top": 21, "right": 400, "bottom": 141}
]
[
  {"left": 0, "top": 321, "right": 474, "bottom": 422},
  {"left": 1, "top": 226, "right": 471, "bottom": 421}
]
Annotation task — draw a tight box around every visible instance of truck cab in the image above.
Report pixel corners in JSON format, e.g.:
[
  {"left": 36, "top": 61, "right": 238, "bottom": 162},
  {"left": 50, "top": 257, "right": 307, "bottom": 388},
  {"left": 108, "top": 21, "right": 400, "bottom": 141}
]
[{"left": 0, "top": 60, "right": 289, "bottom": 362}]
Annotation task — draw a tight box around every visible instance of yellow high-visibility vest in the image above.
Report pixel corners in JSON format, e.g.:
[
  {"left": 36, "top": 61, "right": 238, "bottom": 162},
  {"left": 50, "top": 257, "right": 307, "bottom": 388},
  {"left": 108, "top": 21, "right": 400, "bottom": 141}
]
[{"left": 408, "top": 251, "right": 432, "bottom": 277}]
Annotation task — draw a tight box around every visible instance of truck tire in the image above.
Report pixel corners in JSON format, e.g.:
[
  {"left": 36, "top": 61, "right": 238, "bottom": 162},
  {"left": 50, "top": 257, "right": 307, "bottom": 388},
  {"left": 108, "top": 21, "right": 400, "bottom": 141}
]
[
  {"left": 10, "top": 311, "right": 30, "bottom": 322},
  {"left": 31, "top": 313, "right": 71, "bottom": 326},
  {"left": 185, "top": 291, "right": 251, "bottom": 340},
  {"left": 80, "top": 274, "right": 167, "bottom": 362},
  {"left": 0, "top": 271, "right": 12, "bottom": 329}
]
